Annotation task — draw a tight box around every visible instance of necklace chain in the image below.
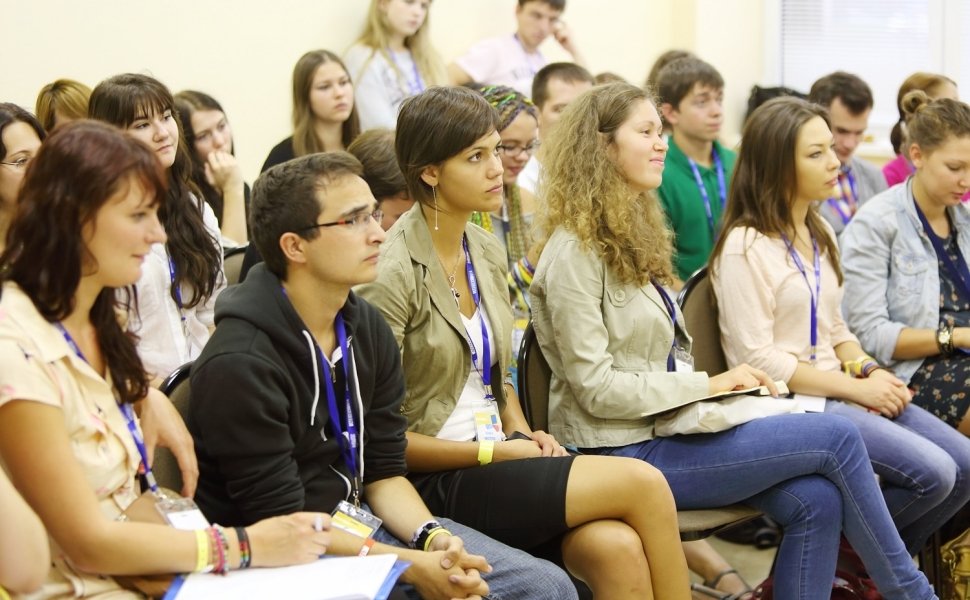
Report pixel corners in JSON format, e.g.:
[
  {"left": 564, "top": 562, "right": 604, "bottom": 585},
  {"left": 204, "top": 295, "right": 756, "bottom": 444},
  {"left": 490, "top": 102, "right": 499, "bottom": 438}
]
[{"left": 445, "top": 244, "right": 464, "bottom": 308}]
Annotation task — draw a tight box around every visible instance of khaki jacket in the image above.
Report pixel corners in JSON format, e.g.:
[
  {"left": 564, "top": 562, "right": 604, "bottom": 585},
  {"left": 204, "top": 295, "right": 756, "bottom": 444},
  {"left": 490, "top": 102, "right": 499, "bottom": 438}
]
[
  {"left": 356, "top": 206, "right": 513, "bottom": 436},
  {"left": 530, "top": 228, "right": 710, "bottom": 448}
]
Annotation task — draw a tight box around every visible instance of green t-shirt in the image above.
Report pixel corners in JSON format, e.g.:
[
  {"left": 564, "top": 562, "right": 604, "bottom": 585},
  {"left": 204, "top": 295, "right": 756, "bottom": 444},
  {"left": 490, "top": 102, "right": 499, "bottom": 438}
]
[{"left": 658, "top": 138, "right": 737, "bottom": 281}]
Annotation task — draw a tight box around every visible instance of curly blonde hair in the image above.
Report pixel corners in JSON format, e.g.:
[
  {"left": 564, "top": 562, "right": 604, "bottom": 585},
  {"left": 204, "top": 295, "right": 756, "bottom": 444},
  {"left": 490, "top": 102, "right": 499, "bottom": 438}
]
[{"left": 536, "top": 82, "right": 673, "bottom": 287}]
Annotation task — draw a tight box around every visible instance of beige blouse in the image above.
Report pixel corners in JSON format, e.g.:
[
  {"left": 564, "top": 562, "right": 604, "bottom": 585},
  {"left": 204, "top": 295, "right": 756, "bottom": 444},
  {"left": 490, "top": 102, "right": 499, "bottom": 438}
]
[
  {"left": 712, "top": 227, "right": 857, "bottom": 382},
  {"left": 0, "top": 283, "right": 141, "bottom": 599}
]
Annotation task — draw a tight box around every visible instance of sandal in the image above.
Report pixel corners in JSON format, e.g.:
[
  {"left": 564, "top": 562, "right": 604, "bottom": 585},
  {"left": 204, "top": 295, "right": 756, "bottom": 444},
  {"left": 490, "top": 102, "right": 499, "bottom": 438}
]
[{"left": 691, "top": 568, "right": 755, "bottom": 600}]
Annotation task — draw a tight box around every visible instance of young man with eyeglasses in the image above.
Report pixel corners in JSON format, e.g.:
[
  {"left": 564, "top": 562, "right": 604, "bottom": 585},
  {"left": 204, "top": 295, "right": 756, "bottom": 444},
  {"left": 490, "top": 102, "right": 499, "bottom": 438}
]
[
  {"left": 187, "top": 151, "right": 576, "bottom": 600},
  {"left": 656, "top": 56, "right": 734, "bottom": 288},
  {"left": 448, "top": 0, "right": 584, "bottom": 96}
]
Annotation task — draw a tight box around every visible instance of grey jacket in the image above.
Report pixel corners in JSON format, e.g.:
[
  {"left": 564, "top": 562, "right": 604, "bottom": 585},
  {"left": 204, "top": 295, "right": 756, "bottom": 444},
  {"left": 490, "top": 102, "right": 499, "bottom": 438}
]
[
  {"left": 841, "top": 179, "right": 970, "bottom": 382},
  {"left": 820, "top": 156, "right": 888, "bottom": 236},
  {"left": 530, "top": 228, "right": 709, "bottom": 448}
]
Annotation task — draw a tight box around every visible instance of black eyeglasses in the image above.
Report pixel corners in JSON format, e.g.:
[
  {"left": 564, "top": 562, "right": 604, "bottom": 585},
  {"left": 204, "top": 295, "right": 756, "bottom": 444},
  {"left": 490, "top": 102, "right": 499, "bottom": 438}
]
[{"left": 299, "top": 209, "right": 384, "bottom": 233}]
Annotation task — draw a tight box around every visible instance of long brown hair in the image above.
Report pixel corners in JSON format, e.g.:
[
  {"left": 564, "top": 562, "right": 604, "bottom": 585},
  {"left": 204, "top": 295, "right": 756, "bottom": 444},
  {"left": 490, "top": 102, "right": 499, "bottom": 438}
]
[
  {"left": 536, "top": 82, "right": 673, "bottom": 287},
  {"left": 710, "top": 96, "right": 842, "bottom": 283},
  {"left": 1, "top": 121, "right": 168, "bottom": 404},
  {"left": 291, "top": 50, "right": 361, "bottom": 156},
  {"left": 89, "top": 73, "right": 221, "bottom": 308}
]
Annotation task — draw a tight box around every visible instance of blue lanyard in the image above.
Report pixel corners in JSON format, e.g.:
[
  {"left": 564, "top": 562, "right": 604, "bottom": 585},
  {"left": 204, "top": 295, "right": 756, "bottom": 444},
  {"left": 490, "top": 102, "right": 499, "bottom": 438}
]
[
  {"left": 652, "top": 282, "right": 679, "bottom": 372},
  {"left": 686, "top": 148, "right": 727, "bottom": 237},
  {"left": 826, "top": 170, "right": 858, "bottom": 225},
  {"left": 167, "top": 254, "right": 188, "bottom": 338},
  {"left": 513, "top": 34, "right": 544, "bottom": 76},
  {"left": 461, "top": 237, "right": 493, "bottom": 399},
  {"left": 55, "top": 322, "right": 159, "bottom": 493},
  {"left": 913, "top": 198, "right": 970, "bottom": 301},
  {"left": 781, "top": 234, "right": 821, "bottom": 364},
  {"left": 316, "top": 313, "right": 362, "bottom": 503},
  {"left": 390, "top": 49, "right": 426, "bottom": 96}
]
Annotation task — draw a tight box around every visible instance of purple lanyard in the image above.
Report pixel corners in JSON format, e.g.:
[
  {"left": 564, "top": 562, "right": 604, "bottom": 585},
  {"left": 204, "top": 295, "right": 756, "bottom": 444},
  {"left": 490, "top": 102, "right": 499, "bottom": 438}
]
[
  {"left": 55, "top": 322, "right": 159, "bottom": 493},
  {"left": 913, "top": 198, "right": 970, "bottom": 301},
  {"left": 781, "top": 234, "right": 821, "bottom": 364},
  {"left": 461, "top": 237, "right": 493, "bottom": 399},
  {"left": 826, "top": 170, "right": 858, "bottom": 225},
  {"left": 390, "top": 49, "right": 426, "bottom": 96},
  {"left": 167, "top": 254, "right": 188, "bottom": 338},
  {"left": 513, "top": 34, "right": 544, "bottom": 76},
  {"left": 652, "top": 282, "right": 679, "bottom": 372},
  {"left": 686, "top": 148, "right": 727, "bottom": 238},
  {"left": 316, "top": 313, "right": 362, "bottom": 502}
]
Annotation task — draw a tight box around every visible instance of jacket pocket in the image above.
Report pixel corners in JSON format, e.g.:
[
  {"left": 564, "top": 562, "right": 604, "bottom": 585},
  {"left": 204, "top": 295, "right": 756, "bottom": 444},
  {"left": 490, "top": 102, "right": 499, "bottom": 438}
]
[
  {"left": 605, "top": 284, "right": 634, "bottom": 307},
  {"left": 892, "top": 251, "right": 930, "bottom": 297}
]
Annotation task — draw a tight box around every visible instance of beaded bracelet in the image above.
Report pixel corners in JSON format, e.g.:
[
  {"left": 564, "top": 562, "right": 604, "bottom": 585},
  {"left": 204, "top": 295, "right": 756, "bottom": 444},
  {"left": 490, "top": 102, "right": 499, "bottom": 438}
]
[
  {"left": 210, "top": 526, "right": 229, "bottom": 575},
  {"left": 234, "top": 526, "right": 252, "bottom": 569}
]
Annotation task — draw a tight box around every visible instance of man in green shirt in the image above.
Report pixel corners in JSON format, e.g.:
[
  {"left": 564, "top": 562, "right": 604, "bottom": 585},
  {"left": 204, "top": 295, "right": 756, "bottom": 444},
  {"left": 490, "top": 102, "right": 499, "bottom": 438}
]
[{"left": 656, "top": 57, "right": 735, "bottom": 286}]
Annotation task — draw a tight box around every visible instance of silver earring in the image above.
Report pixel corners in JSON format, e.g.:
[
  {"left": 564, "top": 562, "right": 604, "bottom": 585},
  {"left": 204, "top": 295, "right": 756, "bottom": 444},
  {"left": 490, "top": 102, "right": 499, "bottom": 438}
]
[{"left": 432, "top": 185, "right": 439, "bottom": 231}]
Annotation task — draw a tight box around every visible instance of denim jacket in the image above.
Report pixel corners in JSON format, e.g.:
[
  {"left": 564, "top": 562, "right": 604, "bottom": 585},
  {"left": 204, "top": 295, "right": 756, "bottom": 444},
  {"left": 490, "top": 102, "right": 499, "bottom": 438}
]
[{"left": 841, "top": 179, "right": 970, "bottom": 382}]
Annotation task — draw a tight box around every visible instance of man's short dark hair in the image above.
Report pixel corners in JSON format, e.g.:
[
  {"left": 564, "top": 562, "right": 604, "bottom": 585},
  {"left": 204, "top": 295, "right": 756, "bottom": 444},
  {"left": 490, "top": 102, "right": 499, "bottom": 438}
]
[
  {"left": 808, "top": 71, "right": 874, "bottom": 114},
  {"left": 251, "top": 152, "right": 363, "bottom": 279},
  {"left": 518, "top": 0, "right": 565, "bottom": 10},
  {"left": 656, "top": 57, "right": 724, "bottom": 110},
  {"left": 531, "top": 62, "right": 594, "bottom": 109}
]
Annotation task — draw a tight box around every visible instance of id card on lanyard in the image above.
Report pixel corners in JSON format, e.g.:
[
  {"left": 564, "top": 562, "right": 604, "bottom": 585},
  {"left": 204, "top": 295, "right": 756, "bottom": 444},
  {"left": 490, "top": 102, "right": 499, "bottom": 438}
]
[
  {"left": 459, "top": 237, "right": 504, "bottom": 441},
  {"left": 687, "top": 148, "right": 727, "bottom": 239},
  {"left": 652, "top": 282, "right": 694, "bottom": 373},
  {"left": 55, "top": 322, "right": 210, "bottom": 529},
  {"left": 781, "top": 233, "right": 821, "bottom": 364}
]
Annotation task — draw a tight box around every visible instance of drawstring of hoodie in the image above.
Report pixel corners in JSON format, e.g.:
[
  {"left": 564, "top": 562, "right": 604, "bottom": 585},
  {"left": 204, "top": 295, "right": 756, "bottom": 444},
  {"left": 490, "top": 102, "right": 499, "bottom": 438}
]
[{"left": 302, "top": 330, "right": 321, "bottom": 426}]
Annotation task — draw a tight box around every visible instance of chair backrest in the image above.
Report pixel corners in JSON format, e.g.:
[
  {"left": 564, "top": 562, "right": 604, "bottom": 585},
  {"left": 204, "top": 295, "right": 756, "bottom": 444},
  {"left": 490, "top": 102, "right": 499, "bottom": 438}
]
[
  {"left": 223, "top": 244, "right": 248, "bottom": 286},
  {"left": 516, "top": 322, "right": 552, "bottom": 431},
  {"left": 677, "top": 267, "right": 727, "bottom": 375},
  {"left": 152, "top": 361, "right": 193, "bottom": 491}
]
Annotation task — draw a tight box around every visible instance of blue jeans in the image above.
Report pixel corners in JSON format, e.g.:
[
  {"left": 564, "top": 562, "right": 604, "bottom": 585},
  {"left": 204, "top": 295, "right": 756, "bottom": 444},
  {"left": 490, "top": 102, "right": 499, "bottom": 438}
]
[
  {"left": 372, "top": 515, "right": 578, "bottom": 600},
  {"left": 826, "top": 400, "right": 970, "bottom": 554},
  {"left": 595, "top": 413, "right": 935, "bottom": 600}
]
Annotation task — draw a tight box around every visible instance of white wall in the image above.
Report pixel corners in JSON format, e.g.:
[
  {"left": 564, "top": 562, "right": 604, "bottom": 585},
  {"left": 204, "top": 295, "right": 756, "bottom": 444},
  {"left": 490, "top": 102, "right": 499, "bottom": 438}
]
[{"left": 2, "top": 0, "right": 763, "bottom": 180}]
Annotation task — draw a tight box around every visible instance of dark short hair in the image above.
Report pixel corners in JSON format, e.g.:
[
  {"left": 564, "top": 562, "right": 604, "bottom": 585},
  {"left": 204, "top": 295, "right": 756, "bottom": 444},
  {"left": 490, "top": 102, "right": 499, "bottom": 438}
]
[
  {"left": 396, "top": 87, "right": 498, "bottom": 207},
  {"left": 808, "top": 71, "right": 873, "bottom": 114},
  {"left": 0, "top": 103, "right": 46, "bottom": 160},
  {"left": 347, "top": 128, "right": 406, "bottom": 201},
  {"left": 656, "top": 57, "right": 724, "bottom": 109},
  {"left": 531, "top": 62, "right": 594, "bottom": 109},
  {"left": 250, "top": 152, "right": 363, "bottom": 279},
  {"left": 518, "top": 0, "right": 565, "bottom": 9}
]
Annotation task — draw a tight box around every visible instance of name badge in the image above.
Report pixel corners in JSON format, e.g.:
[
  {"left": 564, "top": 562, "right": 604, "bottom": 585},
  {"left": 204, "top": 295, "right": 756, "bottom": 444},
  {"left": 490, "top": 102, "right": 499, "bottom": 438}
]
[
  {"left": 673, "top": 346, "right": 695, "bottom": 373},
  {"left": 155, "top": 494, "right": 210, "bottom": 530},
  {"left": 332, "top": 500, "right": 382, "bottom": 539},
  {"left": 474, "top": 401, "right": 504, "bottom": 442}
]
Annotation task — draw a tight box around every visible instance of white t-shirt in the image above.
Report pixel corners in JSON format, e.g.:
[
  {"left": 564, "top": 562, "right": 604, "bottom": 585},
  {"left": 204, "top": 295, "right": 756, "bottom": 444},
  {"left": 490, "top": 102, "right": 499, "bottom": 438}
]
[
  {"left": 454, "top": 34, "right": 546, "bottom": 97},
  {"left": 518, "top": 156, "right": 541, "bottom": 195},
  {"left": 436, "top": 307, "right": 503, "bottom": 442},
  {"left": 128, "top": 199, "right": 225, "bottom": 380},
  {"left": 345, "top": 44, "right": 425, "bottom": 131}
]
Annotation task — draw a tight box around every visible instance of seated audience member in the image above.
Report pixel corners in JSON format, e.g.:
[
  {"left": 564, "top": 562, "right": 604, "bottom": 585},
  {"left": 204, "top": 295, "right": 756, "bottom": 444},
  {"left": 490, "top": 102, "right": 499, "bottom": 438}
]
[
  {"left": 655, "top": 57, "right": 733, "bottom": 286},
  {"left": 518, "top": 62, "right": 593, "bottom": 196},
  {"left": 593, "top": 71, "right": 625, "bottom": 85},
  {"left": 885, "top": 72, "right": 960, "bottom": 187},
  {"left": 344, "top": 0, "right": 447, "bottom": 131},
  {"left": 842, "top": 92, "right": 970, "bottom": 435},
  {"left": 710, "top": 96, "right": 970, "bottom": 558},
  {"left": 0, "top": 103, "right": 44, "bottom": 251},
  {"left": 807, "top": 72, "right": 887, "bottom": 235},
  {"left": 0, "top": 468, "right": 48, "bottom": 596},
  {"left": 347, "top": 128, "right": 414, "bottom": 230},
  {"left": 0, "top": 121, "right": 328, "bottom": 599},
  {"left": 448, "top": 0, "right": 584, "bottom": 96},
  {"left": 744, "top": 84, "right": 807, "bottom": 124},
  {"left": 175, "top": 90, "right": 249, "bottom": 244},
  {"left": 262, "top": 50, "right": 360, "bottom": 173},
  {"left": 357, "top": 85, "right": 690, "bottom": 600},
  {"left": 90, "top": 74, "right": 225, "bottom": 384},
  {"left": 530, "top": 82, "right": 938, "bottom": 598},
  {"left": 189, "top": 151, "right": 575, "bottom": 600},
  {"left": 34, "top": 78, "right": 91, "bottom": 132},
  {"left": 644, "top": 49, "right": 695, "bottom": 92}
]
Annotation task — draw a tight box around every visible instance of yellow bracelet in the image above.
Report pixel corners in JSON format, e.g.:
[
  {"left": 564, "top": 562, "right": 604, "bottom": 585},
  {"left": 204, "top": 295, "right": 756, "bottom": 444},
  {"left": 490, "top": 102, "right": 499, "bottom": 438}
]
[
  {"left": 478, "top": 441, "right": 495, "bottom": 466},
  {"left": 194, "top": 529, "right": 209, "bottom": 573},
  {"left": 423, "top": 527, "right": 452, "bottom": 552}
]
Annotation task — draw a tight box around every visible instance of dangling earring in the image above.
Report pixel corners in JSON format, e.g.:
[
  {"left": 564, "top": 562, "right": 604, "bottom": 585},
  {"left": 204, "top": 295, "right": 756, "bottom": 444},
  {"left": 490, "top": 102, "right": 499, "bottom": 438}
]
[{"left": 432, "top": 185, "right": 439, "bottom": 231}]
